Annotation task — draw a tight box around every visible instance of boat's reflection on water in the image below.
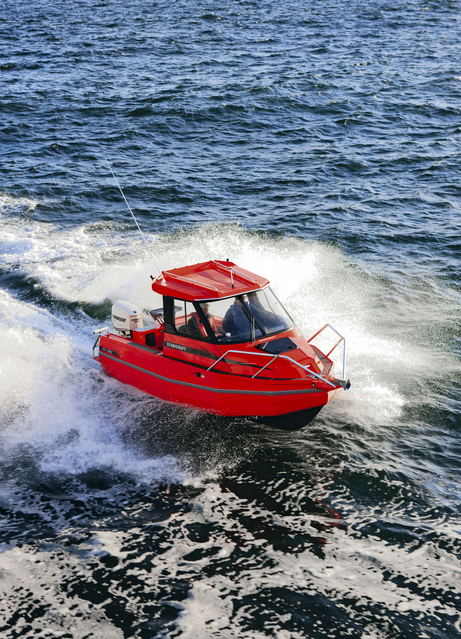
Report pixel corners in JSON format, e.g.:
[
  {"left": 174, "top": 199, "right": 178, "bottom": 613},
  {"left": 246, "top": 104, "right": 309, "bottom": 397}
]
[{"left": 120, "top": 398, "right": 347, "bottom": 552}]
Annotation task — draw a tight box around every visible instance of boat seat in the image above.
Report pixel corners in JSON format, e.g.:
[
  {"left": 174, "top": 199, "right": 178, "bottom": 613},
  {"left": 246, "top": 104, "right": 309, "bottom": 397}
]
[{"left": 187, "top": 316, "right": 203, "bottom": 338}]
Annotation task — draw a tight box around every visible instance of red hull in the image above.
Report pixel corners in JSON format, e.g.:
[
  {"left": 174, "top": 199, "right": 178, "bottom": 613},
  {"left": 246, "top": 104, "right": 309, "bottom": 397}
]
[{"left": 97, "top": 332, "right": 339, "bottom": 419}]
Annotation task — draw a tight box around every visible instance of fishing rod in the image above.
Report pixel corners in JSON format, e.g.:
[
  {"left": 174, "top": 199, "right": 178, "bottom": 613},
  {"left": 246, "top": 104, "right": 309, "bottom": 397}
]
[{"left": 105, "top": 157, "right": 165, "bottom": 283}]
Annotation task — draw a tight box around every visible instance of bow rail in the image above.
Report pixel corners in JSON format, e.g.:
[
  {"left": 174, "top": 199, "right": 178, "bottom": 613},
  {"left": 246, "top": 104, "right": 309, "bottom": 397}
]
[
  {"left": 207, "top": 350, "right": 337, "bottom": 388},
  {"left": 307, "top": 323, "right": 346, "bottom": 381}
]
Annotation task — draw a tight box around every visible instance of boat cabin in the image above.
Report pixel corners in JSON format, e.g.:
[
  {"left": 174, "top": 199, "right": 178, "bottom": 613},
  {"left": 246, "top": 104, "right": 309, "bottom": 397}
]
[
  {"left": 147, "top": 260, "right": 302, "bottom": 357},
  {"left": 152, "top": 260, "right": 294, "bottom": 347},
  {"left": 105, "top": 259, "right": 342, "bottom": 385}
]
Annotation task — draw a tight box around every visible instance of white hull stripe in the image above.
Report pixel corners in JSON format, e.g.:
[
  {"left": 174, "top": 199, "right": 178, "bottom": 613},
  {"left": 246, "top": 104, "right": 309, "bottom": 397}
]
[{"left": 99, "top": 352, "right": 327, "bottom": 397}]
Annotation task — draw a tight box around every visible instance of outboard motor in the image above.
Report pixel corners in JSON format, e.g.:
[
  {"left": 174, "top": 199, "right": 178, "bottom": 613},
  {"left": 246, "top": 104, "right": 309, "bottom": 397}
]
[{"left": 112, "top": 301, "right": 143, "bottom": 337}]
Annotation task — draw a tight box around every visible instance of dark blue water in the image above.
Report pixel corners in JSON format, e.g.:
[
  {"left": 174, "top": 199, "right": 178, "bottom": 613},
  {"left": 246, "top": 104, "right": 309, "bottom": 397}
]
[{"left": 1, "top": 0, "right": 461, "bottom": 637}]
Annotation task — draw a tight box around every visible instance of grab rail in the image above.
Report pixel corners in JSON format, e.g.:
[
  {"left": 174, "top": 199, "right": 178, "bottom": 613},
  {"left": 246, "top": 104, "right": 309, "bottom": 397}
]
[
  {"left": 307, "top": 323, "right": 346, "bottom": 381},
  {"left": 207, "top": 349, "right": 337, "bottom": 389},
  {"left": 211, "top": 261, "right": 256, "bottom": 285},
  {"left": 92, "top": 326, "right": 110, "bottom": 358}
]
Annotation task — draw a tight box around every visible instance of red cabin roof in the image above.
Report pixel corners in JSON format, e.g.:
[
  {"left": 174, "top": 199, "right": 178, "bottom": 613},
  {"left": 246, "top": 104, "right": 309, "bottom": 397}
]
[{"left": 151, "top": 260, "right": 269, "bottom": 301}]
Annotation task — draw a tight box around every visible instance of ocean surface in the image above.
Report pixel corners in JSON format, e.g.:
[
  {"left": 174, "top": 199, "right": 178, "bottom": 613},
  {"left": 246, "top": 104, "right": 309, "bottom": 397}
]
[{"left": 1, "top": 0, "right": 461, "bottom": 637}]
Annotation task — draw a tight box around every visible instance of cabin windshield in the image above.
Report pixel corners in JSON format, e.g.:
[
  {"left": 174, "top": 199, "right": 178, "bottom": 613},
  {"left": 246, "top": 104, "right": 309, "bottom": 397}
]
[{"left": 202, "top": 287, "right": 294, "bottom": 343}]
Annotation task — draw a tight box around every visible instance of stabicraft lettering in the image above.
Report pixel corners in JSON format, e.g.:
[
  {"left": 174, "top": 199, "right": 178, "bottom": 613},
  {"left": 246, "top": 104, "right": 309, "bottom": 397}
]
[{"left": 166, "top": 342, "right": 187, "bottom": 351}]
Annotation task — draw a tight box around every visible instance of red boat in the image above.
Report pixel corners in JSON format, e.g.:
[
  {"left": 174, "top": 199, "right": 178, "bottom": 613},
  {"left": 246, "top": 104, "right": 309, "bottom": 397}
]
[{"left": 93, "top": 260, "right": 350, "bottom": 429}]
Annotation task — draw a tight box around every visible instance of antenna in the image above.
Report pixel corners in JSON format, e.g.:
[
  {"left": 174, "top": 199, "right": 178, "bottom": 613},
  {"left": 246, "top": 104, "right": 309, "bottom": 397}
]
[{"left": 105, "top": 157, "right": 165, "bottom": 282}]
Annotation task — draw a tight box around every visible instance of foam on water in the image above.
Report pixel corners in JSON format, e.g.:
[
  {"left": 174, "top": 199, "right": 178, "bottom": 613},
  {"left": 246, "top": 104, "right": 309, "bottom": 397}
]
[
  {"left": 2, "top": 477, "right": 455, "bottom": 638},
  {"left": 0, "top": 194, "right": 37, "bottom": 216},
  {"left": 0, "top": 197, "right": 186, "bottom": 483},
  {"left": 0, "top": 288, "right": 184, "bottom": 484},
  {"left": 173, "top": 536, "right": 461, "bottom": 636}
]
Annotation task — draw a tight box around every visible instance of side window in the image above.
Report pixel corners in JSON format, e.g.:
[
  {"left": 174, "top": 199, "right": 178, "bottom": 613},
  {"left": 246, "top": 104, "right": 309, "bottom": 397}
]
[{"left": 173, "top": 300, "right": 209, "bottom": 340}]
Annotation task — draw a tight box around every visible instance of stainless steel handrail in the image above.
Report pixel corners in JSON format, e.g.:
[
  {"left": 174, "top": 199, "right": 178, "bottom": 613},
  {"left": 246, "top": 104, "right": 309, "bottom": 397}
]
[
  {"left": 92, "top": 326, "right": 110, "bottom": 358},
  {"left": 307, "top": 323, "right": 346, "bottom": 381},
  {"left": 211, "top": 261, "right": 256, "bottom": 285},
  {"left": 207, "top": 349, "right": 337, "bottom": 388},
  {"left": 93, "top": 334, "right": 101, "bottom": 359}
]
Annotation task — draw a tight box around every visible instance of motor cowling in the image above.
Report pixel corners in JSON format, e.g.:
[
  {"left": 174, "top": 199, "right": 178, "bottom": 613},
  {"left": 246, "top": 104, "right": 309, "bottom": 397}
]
[{"left": 112, "top": 301, "right": 143, "bottom": 336}]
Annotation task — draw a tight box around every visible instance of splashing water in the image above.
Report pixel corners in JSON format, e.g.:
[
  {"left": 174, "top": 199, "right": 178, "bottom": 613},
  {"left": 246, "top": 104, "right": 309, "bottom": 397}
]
[{"left": 0, "top": 196, "right": 460, "bottom": 637}]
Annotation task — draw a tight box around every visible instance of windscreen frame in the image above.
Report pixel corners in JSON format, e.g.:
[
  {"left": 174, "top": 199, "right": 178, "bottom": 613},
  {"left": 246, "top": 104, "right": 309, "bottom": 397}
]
[{"left": 194, "top": 286, "right": 295, "bottom": 344}]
